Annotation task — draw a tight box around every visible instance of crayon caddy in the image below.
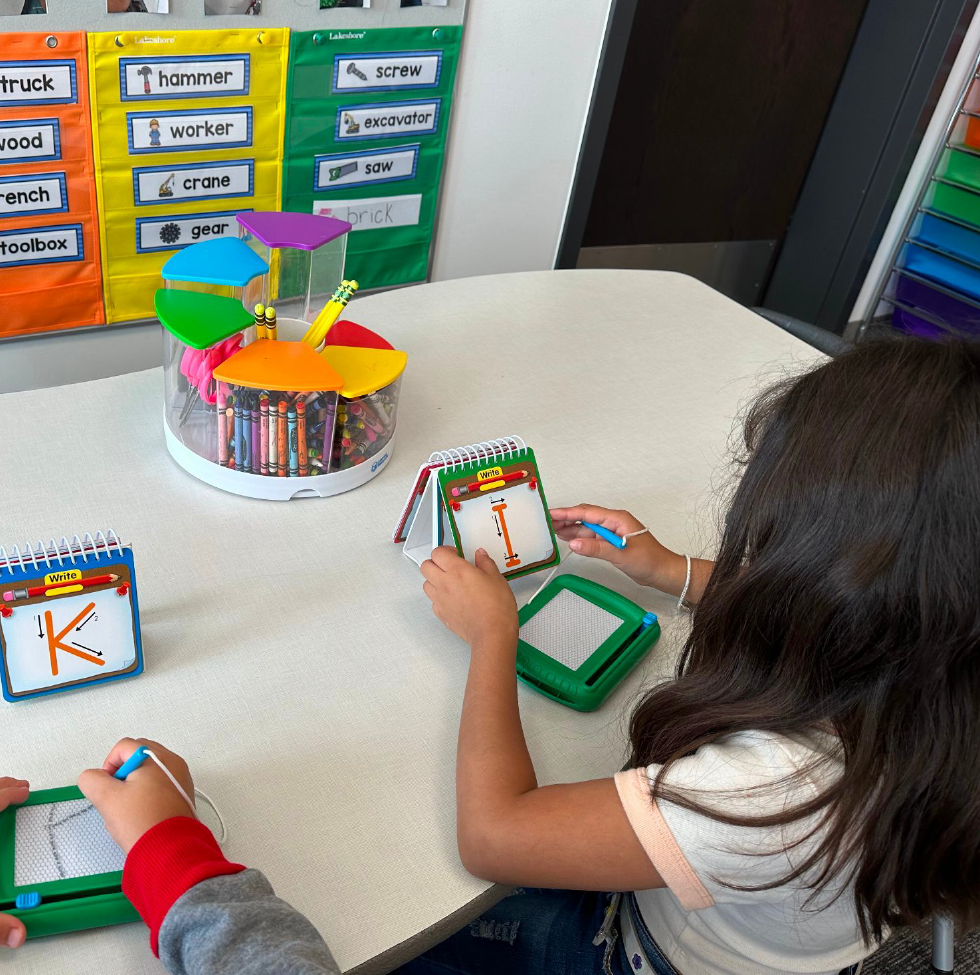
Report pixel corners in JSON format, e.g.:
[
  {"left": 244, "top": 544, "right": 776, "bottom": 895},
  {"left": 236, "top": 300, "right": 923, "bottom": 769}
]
[{"left": 155, "top": 211, "right": 407, "bottom": 501}]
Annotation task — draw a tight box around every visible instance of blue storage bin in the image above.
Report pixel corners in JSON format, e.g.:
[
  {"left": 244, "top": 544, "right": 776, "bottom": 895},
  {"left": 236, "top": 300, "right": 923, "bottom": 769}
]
[
  {"left": 913, "top": 212, "right": 980, "bottom": 266},
  {"left": 901, "top": 243, "right": 980, "bottom": 303}
]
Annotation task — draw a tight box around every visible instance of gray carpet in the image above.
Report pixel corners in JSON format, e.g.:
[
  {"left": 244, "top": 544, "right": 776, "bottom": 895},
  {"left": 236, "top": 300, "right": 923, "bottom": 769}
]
[{"left": 863, "top": 925, "right": 979, "bottom": 974}]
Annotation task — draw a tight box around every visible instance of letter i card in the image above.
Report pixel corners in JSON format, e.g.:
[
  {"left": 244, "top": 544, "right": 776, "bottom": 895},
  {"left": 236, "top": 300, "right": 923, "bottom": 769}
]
[{"left": 436, "top": 449, "right": 559, "bottom": 580}]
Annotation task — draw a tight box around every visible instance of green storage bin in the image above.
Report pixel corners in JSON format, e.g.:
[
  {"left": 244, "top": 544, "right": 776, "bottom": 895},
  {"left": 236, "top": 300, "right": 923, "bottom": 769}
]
[
  {"left": 936, "top": 148, "right": 980, "bottom": 192},
  {"left": 925, "top": 179, "right": 980, "bottom": 229}
]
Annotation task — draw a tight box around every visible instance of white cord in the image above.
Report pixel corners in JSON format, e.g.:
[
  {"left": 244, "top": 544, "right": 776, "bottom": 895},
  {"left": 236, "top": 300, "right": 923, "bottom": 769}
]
[
  {"left": 143, "top": 749, "right": 228, "bottom": 845},
  {"left": 677, "top": 554, "right": 692, "bottom": 613},
  {"left": 621, "top": 528, "right": 650, "bottom": 541}
]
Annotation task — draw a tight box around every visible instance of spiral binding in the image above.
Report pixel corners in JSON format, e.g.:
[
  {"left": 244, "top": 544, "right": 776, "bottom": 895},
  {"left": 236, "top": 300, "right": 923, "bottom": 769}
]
[
  {"left": 0, "top": 531, "right": 124, "bottom": 577},
  {"left": 427, "top": 437, "right": 527, "bottom": 471}
]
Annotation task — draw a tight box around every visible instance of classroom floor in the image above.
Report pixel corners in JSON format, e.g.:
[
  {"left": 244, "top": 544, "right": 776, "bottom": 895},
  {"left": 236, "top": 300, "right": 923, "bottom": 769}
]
[{"left": 864, "top": 925, "right": 978, "bottom": 973}]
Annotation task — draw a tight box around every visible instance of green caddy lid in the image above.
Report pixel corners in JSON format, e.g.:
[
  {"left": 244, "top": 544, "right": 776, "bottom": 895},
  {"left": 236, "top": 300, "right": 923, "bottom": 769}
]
[{"left": 155, "top": 289, "right": 255, "bottom": 350}]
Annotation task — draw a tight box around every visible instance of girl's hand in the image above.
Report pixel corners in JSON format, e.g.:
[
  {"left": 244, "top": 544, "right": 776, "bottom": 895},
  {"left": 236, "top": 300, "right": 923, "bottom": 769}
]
[
  {"left": 551, "top": 504, "right": 688, "bottom": 594},
  {"left": 0, "top": 778, "right": 29, "bottom": 949},
  {"left": 79, "top": 738, "right": 195, "bottom": 854},
  {"left": 421, "top": 547, "right": 518, "bottom": 649}
]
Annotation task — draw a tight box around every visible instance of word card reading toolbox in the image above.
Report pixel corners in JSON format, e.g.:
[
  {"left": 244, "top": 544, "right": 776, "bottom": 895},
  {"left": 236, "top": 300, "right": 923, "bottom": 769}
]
[
  {"left": 89, "top": 30, "right": 288, "bottom": 323},
  {"left": 0, "top": 32, "right": 104, "bottom": 338},
  {"left": 0, "top": 785, "right": 138, "bottom": 939},
  {"left": 0, "top": 534, "right": 144, "bottom": 702}
]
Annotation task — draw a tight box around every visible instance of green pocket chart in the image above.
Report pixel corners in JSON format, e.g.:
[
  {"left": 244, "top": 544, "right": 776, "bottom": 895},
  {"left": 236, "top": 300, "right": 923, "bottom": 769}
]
[{"left": 283, "top": 26, "right": 462, "bottom": 290}]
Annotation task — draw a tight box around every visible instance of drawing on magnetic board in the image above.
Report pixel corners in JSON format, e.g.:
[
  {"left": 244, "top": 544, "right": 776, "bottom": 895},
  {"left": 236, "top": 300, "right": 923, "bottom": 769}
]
[
  {"left": 401, "top": 0, "right": 448, "bottom": 6},
  {"left": 519, "top": 589, "right": 624, "bottom": 671},
  {"left": 0, "top": 0, "right": 46, "bottom": 15},
  {"left": 0, "top": 587, "right": 139, "bottom": 697},
  {"left": 14, "top": 799, "right": 125, "bottom": 887},
  {"left": 205, "top": 0, "right": 261, "bottom": 14},
  {"left": 107, "top": 0, "right": 170, "bottom": 12},
  {"left": 320, "top": 0, "right": 370, "bottom": 8}
]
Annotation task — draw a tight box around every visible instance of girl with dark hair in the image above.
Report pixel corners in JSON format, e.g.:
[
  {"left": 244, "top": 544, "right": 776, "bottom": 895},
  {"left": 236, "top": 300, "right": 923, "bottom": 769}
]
[{"left": 405, "top": 336, "right": 980, "bottom": 975}]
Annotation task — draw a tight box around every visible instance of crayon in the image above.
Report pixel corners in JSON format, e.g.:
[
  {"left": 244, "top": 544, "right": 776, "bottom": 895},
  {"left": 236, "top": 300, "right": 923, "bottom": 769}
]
[
  {"left": 250, "top": 395, "right": 260, "bottom": 474},
  {"left": 268, "top": 395, "right": 278, "bottom": 475},
  {"left": 218, "top": 396, "right": 229, "bottom": 467},
  {"left": 224, "top": 404, "right": 234, "bottom": 467},
  {"left": 288, "top": 404, "right": 299, "bottom": 477},
  {"left": 233, "top": 397, "right": 244, "bottom": 472},
  {"left": 265, "top": 307, "right": 277, "bottom": 342},
  {"left": 254, "top": 303, "right": 266, "bottom": 340},
  {"left": 242, "top": 400, "right": 252, "bottom": 473},
  {"left": 297, "top": 400, "right": 308, "bottom": 476},
  {"left": 277, "top": 400, "right": 288, "bottom": 476},
  {"left": 259, "top": 395, "right": 270, "bottom": 475}
]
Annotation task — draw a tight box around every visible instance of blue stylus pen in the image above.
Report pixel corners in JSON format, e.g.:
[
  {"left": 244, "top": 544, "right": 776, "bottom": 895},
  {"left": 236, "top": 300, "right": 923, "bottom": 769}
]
[
  {"left": 581, "top": 521, "right": 627, "bottom": 549},
  {"left": 114, "top": 746, "right": 150, "bottom": 780}
]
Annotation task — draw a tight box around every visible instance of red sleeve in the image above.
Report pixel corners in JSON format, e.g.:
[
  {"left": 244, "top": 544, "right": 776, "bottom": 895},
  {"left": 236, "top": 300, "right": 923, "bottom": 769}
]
[{"left": 123, "top": 816, "right": 245, "bottom": 956}]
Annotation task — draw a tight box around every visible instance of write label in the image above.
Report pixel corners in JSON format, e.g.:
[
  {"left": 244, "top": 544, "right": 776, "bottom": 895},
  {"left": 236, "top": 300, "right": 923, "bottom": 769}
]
[
  {"left": 135, "top": 209, "right": 250, "bottom": 254},
  {"left": 336, "top": 99, "right": 440, "bottom": 141},
  {"left": 314, "top": 145, "right": 419, "bottom": 191},
  {"left": 0, "top": 224, "right": 82, "bottom": 268},
  {"left": 314, "top": 193, "right": 422, "bottom": 231},
  {"left": 0, "top": 61, "right": 77, "bottom": 107},
  {"left": 127, "top": 108, "right": 252, "bottom": 154},
  {"left": 119, "top": 55, "right": 249, "bottom": 101},
  {"left": 0, "top": 119, "right": 61, "bottom": 164},
  {"left": 333, "top": 51, "right": 442, "bottom": 93},
  {"left": 0, "top": 173, "right": 68, "bottom": 217},
  {"left": 133, "top": 159, "right": 253, "bottom": 206}
]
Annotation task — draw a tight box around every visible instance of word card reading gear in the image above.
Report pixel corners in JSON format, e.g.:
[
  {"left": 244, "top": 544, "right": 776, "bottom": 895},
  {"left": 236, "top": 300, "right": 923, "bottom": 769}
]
[
  {"left": 517, "top": 575, "right": 660, "bottom": 712},
  {"left": 437, "top": 447, "right": 559, "bottom": 581},
  {"left": 0, "top": 786, "right": 139, "bottom": 939},
  {"left": 0, "top": 533, "right": 145, "bottom": 702}
]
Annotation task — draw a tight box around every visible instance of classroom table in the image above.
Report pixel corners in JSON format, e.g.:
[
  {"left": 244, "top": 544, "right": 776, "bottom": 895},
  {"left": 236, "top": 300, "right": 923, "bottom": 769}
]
[{"left": 0, "top": 270, "right": 817, "bottom": 975}]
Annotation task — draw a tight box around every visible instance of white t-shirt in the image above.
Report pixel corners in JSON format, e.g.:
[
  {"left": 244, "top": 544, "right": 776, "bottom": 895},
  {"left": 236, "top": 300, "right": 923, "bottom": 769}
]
[{"left": 614, "top": 731, "right": 872, "bottom": 975}]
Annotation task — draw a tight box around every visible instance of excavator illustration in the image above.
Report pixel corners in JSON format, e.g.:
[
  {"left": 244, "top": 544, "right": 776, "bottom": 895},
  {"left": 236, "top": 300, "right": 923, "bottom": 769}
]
[{"left": 343, "top": 112, "right": 360, "bottom": 136}]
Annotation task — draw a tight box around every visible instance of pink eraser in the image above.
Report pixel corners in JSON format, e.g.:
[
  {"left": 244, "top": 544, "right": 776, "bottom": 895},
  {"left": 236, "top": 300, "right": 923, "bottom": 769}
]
[
  {"left": 451, "top": 487, "right": 460, "bottom": 497},
  {"left": 2, "top": 591, "right": 12, "bottom": 602}
]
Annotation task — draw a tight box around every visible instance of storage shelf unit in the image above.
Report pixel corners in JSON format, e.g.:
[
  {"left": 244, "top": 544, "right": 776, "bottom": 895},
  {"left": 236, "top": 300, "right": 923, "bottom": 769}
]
[{"left": 862, "top": 48, "right": 980, "bottom": 336}]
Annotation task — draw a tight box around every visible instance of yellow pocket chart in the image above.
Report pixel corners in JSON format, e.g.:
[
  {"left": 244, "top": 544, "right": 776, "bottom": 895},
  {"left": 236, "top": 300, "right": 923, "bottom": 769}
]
[{"left": 88, "top": 29, "right": 288, "bottom": 324}]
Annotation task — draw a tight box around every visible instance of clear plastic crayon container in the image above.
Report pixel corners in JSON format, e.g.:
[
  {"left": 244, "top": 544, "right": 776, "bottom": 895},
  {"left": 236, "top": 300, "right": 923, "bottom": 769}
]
[
  {"left": 237, "top": 211, "right": 351, "bottom": 327},
  {"left": 156, "top": 289, "right": 255, "bottom": 464},
  {"left": 320, "top": 344, "right": 407, "bottom": 472},
  {"left": 161, "top": 238, "right": 270, "bottom": 318}
]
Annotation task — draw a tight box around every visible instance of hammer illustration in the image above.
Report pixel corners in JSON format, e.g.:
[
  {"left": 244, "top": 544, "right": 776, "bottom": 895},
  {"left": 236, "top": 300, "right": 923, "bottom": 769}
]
[{"left": 138, "top": 65, "right": 152, "bottom": 95}]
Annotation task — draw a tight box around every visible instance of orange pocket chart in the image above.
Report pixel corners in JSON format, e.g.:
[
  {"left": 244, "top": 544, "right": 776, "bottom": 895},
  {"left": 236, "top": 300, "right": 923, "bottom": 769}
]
[
  {"left": 0, "top": 33, "right": 104, "bottom": 339},
  {"left": 88, "top": 30, "right": 288, "bottom": 325}
]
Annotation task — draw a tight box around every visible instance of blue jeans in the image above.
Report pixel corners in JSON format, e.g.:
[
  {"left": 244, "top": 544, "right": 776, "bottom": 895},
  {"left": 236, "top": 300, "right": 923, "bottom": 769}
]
[
  {"left": 392, "top": 888, "right": 677, "bottom": 975},
  {"left": 393, "top": 888, "right": 864, "bottom": 975}
]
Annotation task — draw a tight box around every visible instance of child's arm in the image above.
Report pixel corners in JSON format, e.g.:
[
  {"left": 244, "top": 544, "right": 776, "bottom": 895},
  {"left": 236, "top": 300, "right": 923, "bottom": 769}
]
[
  {"left": 551, "top": 504, "right": 714, "bottom": 605},
  {"left": 80, "top": 739, "right": 340, "bottom": 975},
  {"left": 0, "top": 777, "right": 29, "bottom": 950},
  {"left": 421, "top": 548, "right": 667, "bottom": 891}
]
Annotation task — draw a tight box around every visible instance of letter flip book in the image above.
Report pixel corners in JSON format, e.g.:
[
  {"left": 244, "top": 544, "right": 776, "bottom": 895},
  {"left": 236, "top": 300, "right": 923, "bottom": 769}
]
[{"left": 157, "top": 211, "right": 406, "bottom": 501}]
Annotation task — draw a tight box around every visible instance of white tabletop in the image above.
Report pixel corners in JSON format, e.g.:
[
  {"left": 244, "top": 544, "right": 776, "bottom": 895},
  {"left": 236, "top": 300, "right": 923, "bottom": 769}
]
[{"left": 0, "top": 270, "right": 815, "bottom": 974}]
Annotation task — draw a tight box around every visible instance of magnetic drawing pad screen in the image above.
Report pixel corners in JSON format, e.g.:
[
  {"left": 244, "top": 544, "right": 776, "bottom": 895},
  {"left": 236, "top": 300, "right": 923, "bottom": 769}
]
[
  {"left": 519, "top": 589, "right": 624, "bottom": 671},
  {"left": 14, "top": 799, "right": 125, "bottom": 887},
  {"left": 1, "top": 588, "right": 138, "bottom": 695}
]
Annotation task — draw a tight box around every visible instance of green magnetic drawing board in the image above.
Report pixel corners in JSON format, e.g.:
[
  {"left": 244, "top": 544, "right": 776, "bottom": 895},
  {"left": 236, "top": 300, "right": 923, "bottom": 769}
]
[
  {"left": 437, "top": 447, "right": 560, "bottom": 581},
  {"left": 517, "top": 575, "right": 661, "bottom": 712},
  {"left": 283, "top": 25, "right": 462, "bottom": 289},
  {"left": 0, "top": 786, "right": 138, "bottom": 939}
]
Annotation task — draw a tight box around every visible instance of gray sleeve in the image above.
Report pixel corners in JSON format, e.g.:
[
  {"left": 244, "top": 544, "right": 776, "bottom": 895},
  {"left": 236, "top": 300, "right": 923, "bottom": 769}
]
[{"left": 158, "top": 869, "right": 341, "bottom": 975}]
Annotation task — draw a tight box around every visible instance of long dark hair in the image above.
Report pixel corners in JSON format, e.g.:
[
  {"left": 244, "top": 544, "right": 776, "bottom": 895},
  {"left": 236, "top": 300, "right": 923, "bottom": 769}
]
[{"left": 629, "top": 335, "right": 980, "bottom": 941}]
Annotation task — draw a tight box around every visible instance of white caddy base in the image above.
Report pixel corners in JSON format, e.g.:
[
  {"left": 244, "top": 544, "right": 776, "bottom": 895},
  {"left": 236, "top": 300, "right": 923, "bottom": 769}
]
[{"left": 164, "top": 419, "right": 395, "bottom": 501}]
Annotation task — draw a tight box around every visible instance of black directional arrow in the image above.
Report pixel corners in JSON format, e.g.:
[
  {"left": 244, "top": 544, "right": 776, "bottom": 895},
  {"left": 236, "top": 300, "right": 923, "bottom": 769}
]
[
  {"left": 36, "top": 616, "right": 42, "bottom": 639},
  {"left": 493, "top": 515, "right": 502, "bottom": 537},
  {"left": 71, "top": 642, "right": 103, "bottom": 658},
  {"left": 76, "top": 612, "right": 96, "bottom": 632}
]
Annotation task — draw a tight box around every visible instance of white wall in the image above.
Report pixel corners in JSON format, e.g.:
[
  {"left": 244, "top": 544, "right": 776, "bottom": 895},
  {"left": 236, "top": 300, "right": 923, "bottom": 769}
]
[
  {"left": 431, "top": 0, "right": 612, "bottom": 280},
  {"left": 0, "top": 0, "right": 613, "bottom": 392}
]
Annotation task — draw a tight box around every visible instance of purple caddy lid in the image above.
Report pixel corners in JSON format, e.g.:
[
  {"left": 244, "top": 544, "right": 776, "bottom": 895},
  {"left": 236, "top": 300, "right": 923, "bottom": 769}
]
[{"left": 236, "top": 211, "right": 352, "bottom": 251}]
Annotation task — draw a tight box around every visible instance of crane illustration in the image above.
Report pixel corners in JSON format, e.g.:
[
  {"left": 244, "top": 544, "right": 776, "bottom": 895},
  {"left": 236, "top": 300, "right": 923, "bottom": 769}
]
[{"left": 158, "top": 173, "right": 176, "bottom": 198}]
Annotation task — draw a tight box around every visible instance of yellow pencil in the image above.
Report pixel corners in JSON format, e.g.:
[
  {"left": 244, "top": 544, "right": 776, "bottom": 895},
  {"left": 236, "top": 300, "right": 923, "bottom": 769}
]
[
  {"left": 254, "top": 303, "right": 266, "bottom": 340},
  {"left": 301, "top": 280, "right": 359, "bottom": 348}
]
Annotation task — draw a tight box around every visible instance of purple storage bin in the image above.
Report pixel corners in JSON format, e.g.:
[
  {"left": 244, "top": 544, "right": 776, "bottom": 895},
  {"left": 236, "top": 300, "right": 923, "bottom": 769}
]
[{"left": 891, "top": 274, "right": 980, "bottom": 335}]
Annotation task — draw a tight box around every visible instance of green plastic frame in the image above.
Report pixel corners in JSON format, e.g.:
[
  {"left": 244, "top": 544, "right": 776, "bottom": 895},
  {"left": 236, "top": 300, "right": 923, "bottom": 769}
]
[
  {"left": 0, "top": 786, "right": 139, "bottom": 939},
  {"left": 516, "top": 575, "right": 661, "bottom": 712}
]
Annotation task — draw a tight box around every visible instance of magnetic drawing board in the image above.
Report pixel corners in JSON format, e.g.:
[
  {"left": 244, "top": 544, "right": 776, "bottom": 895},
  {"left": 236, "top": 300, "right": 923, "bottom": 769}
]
[
  {"left": 518, "top": 588, "right": 623, "bottom": 671},
  {"left": 14, "top": 799, "right": 125, "bottom": 887}
]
